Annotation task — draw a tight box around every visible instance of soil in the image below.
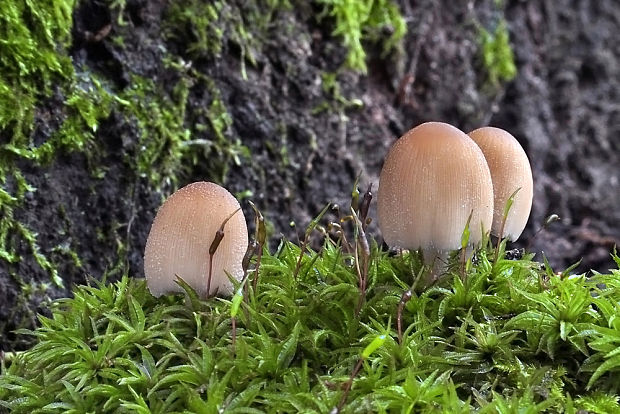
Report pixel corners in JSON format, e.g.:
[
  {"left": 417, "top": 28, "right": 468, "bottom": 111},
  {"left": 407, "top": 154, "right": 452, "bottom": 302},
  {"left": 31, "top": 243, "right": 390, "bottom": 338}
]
[{"left": 0, "top": 0, "right": 618, "bottom": 351}]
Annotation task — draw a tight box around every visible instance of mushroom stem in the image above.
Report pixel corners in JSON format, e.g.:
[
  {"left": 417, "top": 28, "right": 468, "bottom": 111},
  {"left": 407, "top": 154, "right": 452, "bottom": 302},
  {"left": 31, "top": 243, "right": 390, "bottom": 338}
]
[{"left": 422, "top": 248, "right": 448, "bottom": 286}]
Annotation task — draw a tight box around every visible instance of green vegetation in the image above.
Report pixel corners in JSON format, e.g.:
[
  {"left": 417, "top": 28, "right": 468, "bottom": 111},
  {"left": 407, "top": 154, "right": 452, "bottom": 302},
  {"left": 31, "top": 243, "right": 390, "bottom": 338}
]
[
  {"left": 1, "top": 201, "right": 619, "bottom": 411},
  {"left": 479, "top": 21, "right": 517, "bottom": 85},
  {"left": 317, "top": 0, "right": 407, "bottom": 72},
  {"left": 0, "top": 0, "right": 75, "bottom": 142},
  {"left": 163, "top": 0, "right": 291, "bottom": 80},
  {"left": 0, "top": 0, "right": 83, "bottom": 291}
]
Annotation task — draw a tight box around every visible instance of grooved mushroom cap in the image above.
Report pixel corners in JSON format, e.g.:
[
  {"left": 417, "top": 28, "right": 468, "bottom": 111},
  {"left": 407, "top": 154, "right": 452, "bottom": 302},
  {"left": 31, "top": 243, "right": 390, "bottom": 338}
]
[
  {"left": 468, "top": 126, "right": 533, "bottom": 241},
  {"left": 378, "top": 122, "right": 494, "bottom": 251},
  {"left": 144, "top": 182, "right": 248, "bottom": 298}
]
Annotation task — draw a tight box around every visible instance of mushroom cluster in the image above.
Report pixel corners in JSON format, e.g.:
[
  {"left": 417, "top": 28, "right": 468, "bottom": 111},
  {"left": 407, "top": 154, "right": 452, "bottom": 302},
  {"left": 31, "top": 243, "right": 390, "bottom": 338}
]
[
  {"left": 378, "top": 121, "right": 532, "bottom": 270},
  {"left": 142, "top": 123, "right": 532, "bottom": 299},
  {"left": 144, "top": 181, "right": 248, "bottom": 298}
]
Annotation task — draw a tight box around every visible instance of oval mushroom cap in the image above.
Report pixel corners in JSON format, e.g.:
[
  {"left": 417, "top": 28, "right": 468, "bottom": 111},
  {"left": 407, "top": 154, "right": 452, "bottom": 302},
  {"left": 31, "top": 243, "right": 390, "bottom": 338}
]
[
  {"left": 468, "top": 126, "right": 533, "bottom": 241},
  {"left": 144, "top": 182, "right": 248, "bottom": 298},
  {"left": 378, "top": 122, "right": 494, "bottom": 251}
]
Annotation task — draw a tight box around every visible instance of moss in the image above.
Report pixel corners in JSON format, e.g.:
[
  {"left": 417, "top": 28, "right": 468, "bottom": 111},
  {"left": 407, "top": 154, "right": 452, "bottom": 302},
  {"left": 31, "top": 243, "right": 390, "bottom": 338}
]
[
  {"left": 0, "top": 0, "right": 75, "bottom": 143},
  {"left": 163, "top": 0, "right": 290, "bottom": 79},
  {"left": 313, "top": 71, "right": 364, "bottom": 114},
  {"left": 1, "top": 221, "right": 620, "bottom": 411},
  {"left": 479, "top": 20, "right": 517, "bottom": 85},
  {"left": 35, "top": 78, "right": 115, "bottom": 164},
  {"left": 0, "top": 0, "right": 111, "bottom": 291},
  {"left": 115, "top": 74, "right": 192, "bottom": 188},
  {"left": 316, "top": 0, "right": 407, "bottom": 73},
  {"left": 164, "top": 0, "right": 226, "bottom": 58},
  {"left": 115, "top": 69, "right": 250, "bottom": 187},
  {"left": 189, "top": 76, "right": 250, "bottom": 183},
  {"left": 162, "top": 0, "right": 406, "bottom": 78},
  {"left": 0, "top": 76, "right": 114, "bottom": 290}
]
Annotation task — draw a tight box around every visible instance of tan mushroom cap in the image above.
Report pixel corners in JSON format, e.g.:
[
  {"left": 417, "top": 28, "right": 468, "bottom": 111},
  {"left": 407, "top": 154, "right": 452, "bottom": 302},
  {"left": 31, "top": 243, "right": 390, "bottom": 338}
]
[
  {"left": 468, "top": 126, "right": 533, "bottom": 241},
  {"left": 144, "top": 181, "right": 248, "bottom": 298},
  {"left": 378, "top": 122, "right": 494, "bottom": 251}
]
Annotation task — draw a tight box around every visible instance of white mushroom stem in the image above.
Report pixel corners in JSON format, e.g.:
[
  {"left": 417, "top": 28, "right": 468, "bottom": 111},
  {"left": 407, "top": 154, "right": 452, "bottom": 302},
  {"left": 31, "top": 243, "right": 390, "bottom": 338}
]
[{"left": 423, "top": 248, "right": 447, "bottom": 284}]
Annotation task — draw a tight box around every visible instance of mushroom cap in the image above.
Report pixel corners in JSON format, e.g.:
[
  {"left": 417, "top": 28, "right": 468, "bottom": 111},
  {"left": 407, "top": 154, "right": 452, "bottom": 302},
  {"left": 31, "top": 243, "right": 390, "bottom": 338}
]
[
  {"left": 144, "top": 181, "right": 248, "bottom": 298},
  {"left": 468, "top": 126, "right": 533, "bottom": 241},
  {"left": 378, "top": 122, "right": 494, "bottom": 251}
]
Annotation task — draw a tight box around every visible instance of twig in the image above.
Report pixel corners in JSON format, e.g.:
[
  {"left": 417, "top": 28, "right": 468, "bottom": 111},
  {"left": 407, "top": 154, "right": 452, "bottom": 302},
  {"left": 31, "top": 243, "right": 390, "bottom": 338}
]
[
  {"left": 248, "top": 201, "right": 266, "bottom": 292},
  {"left": 207, "top": 208, "right": 241, "bottom": 297}
]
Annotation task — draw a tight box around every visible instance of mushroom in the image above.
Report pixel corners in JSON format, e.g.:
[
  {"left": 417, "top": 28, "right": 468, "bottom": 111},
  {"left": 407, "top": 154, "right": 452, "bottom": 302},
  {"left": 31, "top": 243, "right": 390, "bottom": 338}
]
[
  {"left": 144, "top": 181, "right": 248, "bottom": 298},
  {"left": 468, "top": 126, "right": 533, "bottom": 241},
  {"left": 377, "top": 122, "right": 494, "bottom": 271}
]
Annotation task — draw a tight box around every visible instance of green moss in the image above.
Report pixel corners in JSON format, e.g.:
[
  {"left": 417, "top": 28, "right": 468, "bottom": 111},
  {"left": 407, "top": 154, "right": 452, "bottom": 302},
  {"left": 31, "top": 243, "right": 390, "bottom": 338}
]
[
  {"left": 316, "top": 0, "right": 406, "bottom": 73},
  {"left": 35, "top": 78, "right": 115, "bottom": 165},
  {"left": 0, "top": 77, "right": 114, "bottom": 289},
  {"left": 115, "top": 75, "right": 191, "bottom": 187},
  {"left": 1, "top": 220, "right": 620, "bottom": 411},
  {"left": 479, "top": 20, "right": 517, "bottom": 85},
  {"left": 0, "top": 0, "right": 110, "bottom": 291},
  {"left": 189, "top": 76, "right": 250, "bottom": 182},
  {"left": 313, "top": 71, "right": 364, "bottom": 114},
  {"left": 163, "top": 0, "right": 290, "bottom": 80},
  {"left": 164, "top": 0, "right": 226, "bottom": 58},
  {"left": 0, "top": 0, "right": 75, "bottom": 143},
  {"left": 115, "top": 70, "right": 249, "bottom": 187}
]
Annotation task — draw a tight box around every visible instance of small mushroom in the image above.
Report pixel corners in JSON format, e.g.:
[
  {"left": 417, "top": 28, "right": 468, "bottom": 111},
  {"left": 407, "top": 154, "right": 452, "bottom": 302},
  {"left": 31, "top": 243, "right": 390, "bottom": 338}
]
[
  {"left": 378, "top": 122, "right": 494, "bottom": 267},
  {"left": 144, "top": 181, "right": 248, "bottom": 298},
  {"left": 468, "top": 126, "right": 533, "bottom": 241}
]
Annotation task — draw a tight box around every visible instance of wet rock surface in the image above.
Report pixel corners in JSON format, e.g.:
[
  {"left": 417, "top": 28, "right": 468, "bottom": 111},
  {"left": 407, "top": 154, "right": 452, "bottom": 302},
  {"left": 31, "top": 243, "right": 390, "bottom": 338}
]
[{"left": 1, "top": 0, "right": 618, "bottom": 350}]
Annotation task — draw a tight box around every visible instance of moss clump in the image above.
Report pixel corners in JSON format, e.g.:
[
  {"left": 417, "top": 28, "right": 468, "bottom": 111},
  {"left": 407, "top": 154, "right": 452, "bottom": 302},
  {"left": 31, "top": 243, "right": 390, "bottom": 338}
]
[
  {"left": 2, "top": 209, "right": 620, "bottom": 412},
  {"left": 114, "top": 70, "right": 250, "bottom": 187},
  {"left": 0, "top": 0, "right": 91, "bottom": 291},
  {"left": 163, "top": 0, "right": 290, "bottom": 79},
  {"left": 165, "top": 0, "right": 406, "bottom": 75},
  {"left": 0, "top": 0, "right": 75, "bottom": 142},
  {"left": 317, "top": 0, "right": 406, "bottom": 72},
  {"left": 479, "top": 20, "right": 517, "bottom": 85},
  {"left": 0, "top": 0, "right": 118, "bottom": 289},
  {"left": 116, "top": 74, "right": 192, "bottom": 188}
]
